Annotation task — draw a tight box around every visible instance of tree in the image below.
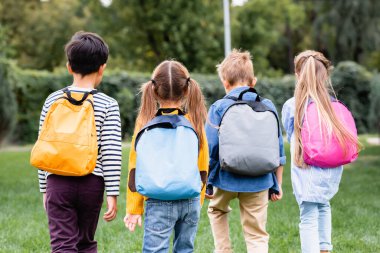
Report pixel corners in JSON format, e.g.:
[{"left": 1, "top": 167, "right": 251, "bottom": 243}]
[
  {"left": 310, "top": 0, "right": 380, "bottom": 66},
  {"left": 0, "top": 0, "right": 89, "bottom": 70},
  {"left": 232, "top": 0, "right": 306, "bottom": 76},
  {"left": 87, "top": 0, "right": 224, "bottom": 73}
]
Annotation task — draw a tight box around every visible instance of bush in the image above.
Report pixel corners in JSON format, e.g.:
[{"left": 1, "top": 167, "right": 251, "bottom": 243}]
[
  {"left": 1, "top": 59, "right": 377, "bottom": 144},
  {"left": 368, "top": 74, "right": 380, "bottom": 133},
  {"left": 332, "top": 61, "right": 373, "bottom": 133},
  {"left": 8, "top": 67, "right": 70, "bottom": 143},
  {"left": 0, "top": 59, "right": 17, "bottom": 144}
]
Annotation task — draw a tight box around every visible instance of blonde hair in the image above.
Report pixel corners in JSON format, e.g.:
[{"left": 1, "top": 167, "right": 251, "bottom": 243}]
[
  {"left": 293, "top": 50, "right": 361, "bottom": 167},
  {"left": 217, "top": 49, "right": 254, "bottom": 86},
  {"left": 135, "top": 60, "right": 207, "bottom": 147}
]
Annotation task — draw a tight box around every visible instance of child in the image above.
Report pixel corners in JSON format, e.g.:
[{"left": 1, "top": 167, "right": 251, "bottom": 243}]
[
  {"left": 206, "top": 49, "right": 286, "bottom": 253},
  {"left": 124, "top": 60, "right": 209, "bottom": 252},
  {"left": 36, "top": 31, "right": 121, "bottom": 252},
  {"left": 282, "top": 50, "right": 359, "bottom": 253}
]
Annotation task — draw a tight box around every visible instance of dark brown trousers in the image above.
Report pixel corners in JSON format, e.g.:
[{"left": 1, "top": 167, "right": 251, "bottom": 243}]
[{"left": 46, "top": 174, "right": 104, "bottom": 253}]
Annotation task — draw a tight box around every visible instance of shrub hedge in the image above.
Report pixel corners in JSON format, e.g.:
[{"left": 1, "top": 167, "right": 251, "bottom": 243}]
[
  {"left": 0, "top": 59, "right": 17, "bottom": 143},
  {"left": 1, "top": 59, "right": 378, "bottom": 143},
  {"left": 368, "top": 74, "right": 380, "bottom": 134}
]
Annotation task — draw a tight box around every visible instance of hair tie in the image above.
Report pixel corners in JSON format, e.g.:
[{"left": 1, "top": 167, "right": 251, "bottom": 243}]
[
  {"left": 151, "top": 79, "right": 156, "bottom": 85},
  {"left": 186, "top": 77, "right": 191, "bottom": 85},
  {"left": 308, "top": 55, "right": 330, "bottom": 69}
]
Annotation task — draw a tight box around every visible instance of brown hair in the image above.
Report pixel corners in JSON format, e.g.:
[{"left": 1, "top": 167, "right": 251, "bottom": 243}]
[
  {"left": 135, "top": 60, "right": 207, "bottom": 146},
  {"left": 293, "top": 50, "right": 361, "bottom": 167},
  {"left": 216, "top": 49, "right": 254, "bottom": 86}
]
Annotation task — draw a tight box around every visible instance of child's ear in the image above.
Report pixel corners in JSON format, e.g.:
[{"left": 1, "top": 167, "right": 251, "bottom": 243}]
[
  {"left": 66, "top": 62, "right": 73, "bottom": 74},
  {"left": 98, "top": 64, "right": 107, "bottom": 76},
  {"left": 250, "top": 77, "right": 257, "bottom": 88},
  {"left": 222, "top": 79, "right": 230, "bottom": 89}
]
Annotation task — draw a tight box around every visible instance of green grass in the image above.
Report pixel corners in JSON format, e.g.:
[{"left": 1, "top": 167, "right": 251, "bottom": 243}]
[{"left": 0, "top": 139, "right": 379, "bottom": 253}]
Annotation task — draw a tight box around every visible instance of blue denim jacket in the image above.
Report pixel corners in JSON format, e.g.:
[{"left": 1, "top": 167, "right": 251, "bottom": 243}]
[{"left": 206, "top": 86, "right": 286, "bottom": 193}]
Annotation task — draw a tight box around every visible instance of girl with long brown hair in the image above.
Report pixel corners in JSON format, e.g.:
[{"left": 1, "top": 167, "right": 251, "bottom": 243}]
[
  {"left": 123, "top": 60, "right": 209, "bottom": 252},
  {"left": 282, "top": 50, "right": 361, "bottom": 253}
]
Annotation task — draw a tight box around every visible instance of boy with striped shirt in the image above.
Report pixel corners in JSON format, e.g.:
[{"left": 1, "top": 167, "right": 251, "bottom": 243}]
[{"left": 37, "top": 31, "right": 121, "bottom": 252}]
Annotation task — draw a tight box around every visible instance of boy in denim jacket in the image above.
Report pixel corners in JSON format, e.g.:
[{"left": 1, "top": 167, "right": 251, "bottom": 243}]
[{"left": 206, "top": 49, "right": 286, "bottom": 253}]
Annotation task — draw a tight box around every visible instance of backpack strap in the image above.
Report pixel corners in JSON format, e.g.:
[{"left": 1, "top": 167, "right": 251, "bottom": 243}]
[
  {"left": 220, "top": 99, "right": 281, "bottom": 137},
  {"left": 60, "top": 88, "right": 97, "bottom": 108},
  {"left": 224, "top": 87, "right": 261, "bottom": 102},
  {"left": 135, "top": 115, "right": 197, "bottom": 150},
  {"left": 237, "top": 87, "right": 261, "bottom": 102}
]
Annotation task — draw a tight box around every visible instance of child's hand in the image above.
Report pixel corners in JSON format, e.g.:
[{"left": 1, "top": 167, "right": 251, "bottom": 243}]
[
  {"left": 270, "top": 185, "right": 283, "bottom": 202},
  {"left": 205, "top": 193, "right": 214, "bottom": 199},
  {"left": 42, "top": 193, "right": 47, "bottom": 211},
  {"left": 103, "top": 196, "right": 117, "bottom": 222},
  {"left": 205, "top": 185, "right": 214, "bottom": 199},
  {"left": 124, "top": 213, "right": 142, "bottom": 232}
]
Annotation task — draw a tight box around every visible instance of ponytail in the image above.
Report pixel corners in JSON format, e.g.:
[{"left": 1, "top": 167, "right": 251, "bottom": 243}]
[
  {"left": 134, "top": 81, "right": 157, "bottom": 134},
  {"left": 294, "top": 57, "right": 317, "bottom": 167},
  {"left": 185, "top": 79, "right": 207, "bottom": 148}
]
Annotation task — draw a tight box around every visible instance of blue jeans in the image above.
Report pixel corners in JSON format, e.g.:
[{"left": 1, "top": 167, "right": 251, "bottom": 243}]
[
  {"left": 143, "top": 197, "right": 201, "bottom": 253},
  {"left": 299, "top": 201, "right": 333, "bottom": 253}
]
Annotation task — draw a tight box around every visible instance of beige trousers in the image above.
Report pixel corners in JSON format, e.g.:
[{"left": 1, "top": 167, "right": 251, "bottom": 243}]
[{"left": 208, "top": 188, "right": 269, "bottom": 253}]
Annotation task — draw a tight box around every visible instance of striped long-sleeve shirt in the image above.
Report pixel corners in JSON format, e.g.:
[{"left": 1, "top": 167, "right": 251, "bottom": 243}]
[{"left": 37, "top": 86, "right": 122, "bottom": 196}]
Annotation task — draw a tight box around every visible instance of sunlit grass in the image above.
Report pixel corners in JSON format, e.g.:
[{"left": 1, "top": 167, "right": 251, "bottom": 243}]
[{"left": 0, "top": 139, "right": 379, "bottom": 252}]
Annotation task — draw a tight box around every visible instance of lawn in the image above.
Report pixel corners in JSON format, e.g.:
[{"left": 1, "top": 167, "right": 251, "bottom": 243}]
[{"left": 0, "top": 138, "right": 379, "bottom": 253}]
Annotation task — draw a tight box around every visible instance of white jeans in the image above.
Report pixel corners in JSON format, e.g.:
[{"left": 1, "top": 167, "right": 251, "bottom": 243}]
[{"left": 299, "top": 201, "right": 333, "bottom": 253}]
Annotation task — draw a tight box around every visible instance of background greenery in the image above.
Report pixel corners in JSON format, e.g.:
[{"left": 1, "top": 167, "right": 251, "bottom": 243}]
[
  {"left": 0, "top": 58, "right": 379, "bottom": 144},
  {"left": 0, "top": 1, "right": 379, "bottom": 252},
  {"left": 1, "top": 0, "right": 379, "bottom": 143},
  {"left": 1, "top": 0, "right": 380, "bottom": 74},
  {"left": 0, "top": 138, "right": 379, "bottom": 252}
]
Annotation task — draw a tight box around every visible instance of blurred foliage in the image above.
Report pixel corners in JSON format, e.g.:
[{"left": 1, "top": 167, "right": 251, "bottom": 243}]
[
  {"left": 368, "top": 74, "right": 380, "bottom": 134},
  {"left": 0, "top": 59, "right": 17, "bottom": 144},
  {"left": 0, "top": 0, "right": 379, "bottom": 142},
  {"left": 7, "top": 67, "right": 71, "bottom": 143},
  {"left": 232, "top": 0, "right": 306, "bottom": 75},
  {"left": 92, "top": 0, "right": 224, "bottom": 73},
  {"left": 0, "top": 0, "right": 89, "bottom": 70},
  {"left": 310, "top": 0, "right": 380, "bottom": 65},
  {"left": 0, "top": 0, "right": 379, "bottom": 75},
  {"left": 1, "top": 59, "right": 378, "bottom": 144},
  {"left": 331, "top": 61, "right": 373, "bottom": 133}
]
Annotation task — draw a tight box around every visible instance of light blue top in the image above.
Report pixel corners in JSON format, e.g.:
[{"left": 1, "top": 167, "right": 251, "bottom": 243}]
[
  {"left": 206, "top": 86, "right": 286, "bottom": 193},
  {"left": 281, "top": 97, "right": 343, "bottom": 205}
]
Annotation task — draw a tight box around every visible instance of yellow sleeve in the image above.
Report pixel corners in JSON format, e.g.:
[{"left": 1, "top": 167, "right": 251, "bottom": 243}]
[
  {"left": 198, "top": 129, "right": 209, "bottom": 206},
  {"left": 126, "top": 135, "right": 145, "bottom": 215}
]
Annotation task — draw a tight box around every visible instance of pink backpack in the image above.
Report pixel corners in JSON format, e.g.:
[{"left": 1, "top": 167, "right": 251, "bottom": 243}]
[{"left": 301, "top": 100, "right": 359, "bottom": 168}]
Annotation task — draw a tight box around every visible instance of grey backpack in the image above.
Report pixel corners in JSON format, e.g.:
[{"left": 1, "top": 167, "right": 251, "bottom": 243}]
[{"left": 219, "top": 88, "right": 280, "bottom": 176}]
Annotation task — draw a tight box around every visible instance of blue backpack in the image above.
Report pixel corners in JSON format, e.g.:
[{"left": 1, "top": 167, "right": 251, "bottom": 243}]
[{"left": 135, "top": 109, "right": 202, "bottom": 200}]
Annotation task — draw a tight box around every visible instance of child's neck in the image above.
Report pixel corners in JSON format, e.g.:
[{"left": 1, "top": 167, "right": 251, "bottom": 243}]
[
  {"left": 71, "top": 73, "right": 98, "bottom": 89},
  {"left": 225, "top": 83, "right": 249, "bottom": 93},
  {"left": 159, "top": 101, "right": 181, "bottom": 108}
]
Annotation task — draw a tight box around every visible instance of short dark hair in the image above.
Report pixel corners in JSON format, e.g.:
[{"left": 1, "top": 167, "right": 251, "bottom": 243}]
[{"left": 65, "top": 31, "right": 109, "bottom": 76}]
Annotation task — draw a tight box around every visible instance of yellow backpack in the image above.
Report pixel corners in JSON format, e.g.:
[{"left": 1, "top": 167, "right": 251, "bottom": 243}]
[{"left": 30, "top": 88, "right": 98, "bottom": 176}]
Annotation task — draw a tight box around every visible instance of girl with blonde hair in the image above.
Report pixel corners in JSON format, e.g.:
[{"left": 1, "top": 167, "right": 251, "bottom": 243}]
[{"left": 282, "top": 50, "right": 360, "bottom": 253}]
